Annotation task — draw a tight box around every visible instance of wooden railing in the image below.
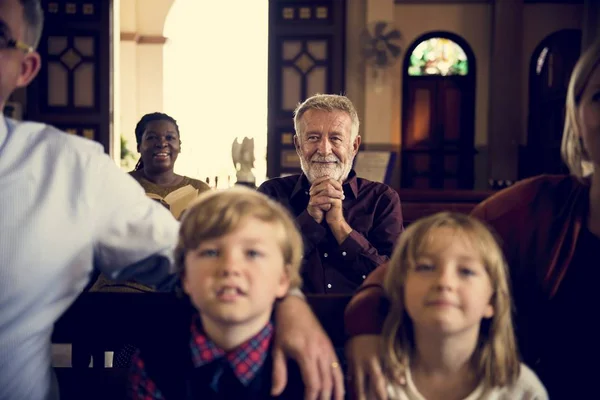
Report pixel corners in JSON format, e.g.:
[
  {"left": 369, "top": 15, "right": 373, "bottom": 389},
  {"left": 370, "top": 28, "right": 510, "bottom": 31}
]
[{"left": 397, "top": 189, "right": 494, "bottom": 225}]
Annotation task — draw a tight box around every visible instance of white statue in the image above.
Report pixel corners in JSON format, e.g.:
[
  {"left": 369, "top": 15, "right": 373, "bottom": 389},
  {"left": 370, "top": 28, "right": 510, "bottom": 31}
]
[{"left": 231, "top": 137, "right": 256, "bottom": 186}]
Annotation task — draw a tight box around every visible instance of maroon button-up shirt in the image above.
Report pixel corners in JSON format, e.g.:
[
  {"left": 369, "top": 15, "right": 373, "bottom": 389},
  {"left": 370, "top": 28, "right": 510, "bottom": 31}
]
[{"left": 258, "top": 170, "right": 404, "bottom": 294}]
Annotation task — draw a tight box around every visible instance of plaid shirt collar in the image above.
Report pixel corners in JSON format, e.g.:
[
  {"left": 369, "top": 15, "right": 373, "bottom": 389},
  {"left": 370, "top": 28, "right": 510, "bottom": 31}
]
[{"left": 189, "top": 314, "right": 273, "bottom": 386}]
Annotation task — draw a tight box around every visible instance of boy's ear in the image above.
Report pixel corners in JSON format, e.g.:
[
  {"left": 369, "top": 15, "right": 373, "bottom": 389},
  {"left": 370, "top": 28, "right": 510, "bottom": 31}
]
[
  {"left": 181, "top": 273, "right": 191, "bottom": 296},
  {"left": 275, "top": 266, "right": 292, "bottom": 298}
]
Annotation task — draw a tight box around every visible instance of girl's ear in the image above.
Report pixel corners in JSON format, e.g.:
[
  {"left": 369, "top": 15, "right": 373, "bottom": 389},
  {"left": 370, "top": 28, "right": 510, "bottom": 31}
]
[{"left": 483, "top": 303, "right": 494, "bottom": 319}]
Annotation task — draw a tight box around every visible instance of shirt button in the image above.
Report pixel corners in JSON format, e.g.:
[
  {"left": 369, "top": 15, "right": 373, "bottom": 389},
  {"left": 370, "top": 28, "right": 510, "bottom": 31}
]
[
  {"left": 342, "top": 251, "right": 347, "bottom": 256},
  {"left": 327, "top": 284, "right": 332, "bottom": 289},
  {"left": 323, "top": 253, "right": 328, "bottom": 258}
]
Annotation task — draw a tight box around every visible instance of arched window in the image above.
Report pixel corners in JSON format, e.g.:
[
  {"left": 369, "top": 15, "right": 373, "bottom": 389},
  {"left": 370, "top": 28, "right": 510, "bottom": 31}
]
[{"left": 408, "top": 37, "right": 468, "bottom": 77}]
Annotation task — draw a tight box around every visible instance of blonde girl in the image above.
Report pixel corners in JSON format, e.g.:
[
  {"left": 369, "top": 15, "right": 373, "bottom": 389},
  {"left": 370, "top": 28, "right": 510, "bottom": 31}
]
[{"left": 381, "top": 212, "right": 547, "bottom": 400}]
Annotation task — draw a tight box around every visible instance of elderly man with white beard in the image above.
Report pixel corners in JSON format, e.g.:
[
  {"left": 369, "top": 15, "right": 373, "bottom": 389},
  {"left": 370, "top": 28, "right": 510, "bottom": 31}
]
[{"left": 258, "top": 94, "right": 404, "bottom": 294}]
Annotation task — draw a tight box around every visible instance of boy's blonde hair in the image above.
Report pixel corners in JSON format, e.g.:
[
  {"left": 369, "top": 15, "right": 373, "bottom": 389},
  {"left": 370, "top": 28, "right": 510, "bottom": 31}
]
[
  {"left": 174, "top": 187, "right": 303, "bottom": 290},
  {"left": 382, "top": 212, "right": 519, "bottom": 389},
  {"left": 293, "top": 94, "right": 360, "bottom": 141},
  {"left": 561, "top": 40, "right": 600, "bottom": 179}
]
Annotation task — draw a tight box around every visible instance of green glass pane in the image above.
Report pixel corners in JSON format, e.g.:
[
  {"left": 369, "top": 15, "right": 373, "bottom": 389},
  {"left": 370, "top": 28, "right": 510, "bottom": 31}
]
[{"left": 408, "top": 37, "right": 469, "bottom": 76}]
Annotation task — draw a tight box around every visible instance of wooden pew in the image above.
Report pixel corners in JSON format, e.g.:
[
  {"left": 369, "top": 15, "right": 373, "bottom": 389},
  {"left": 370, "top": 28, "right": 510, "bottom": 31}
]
[
  {"left": 398, "top": 189, "right": 494, "bottom": 226},
  {"left": 52, "top": 293, "right": 351, "bottom": 400}
]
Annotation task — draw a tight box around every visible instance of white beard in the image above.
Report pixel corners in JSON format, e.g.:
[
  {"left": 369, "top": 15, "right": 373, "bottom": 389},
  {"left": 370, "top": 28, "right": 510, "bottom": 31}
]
[{"left": 299, "top": 154, "right": 353, "bottom": 183}]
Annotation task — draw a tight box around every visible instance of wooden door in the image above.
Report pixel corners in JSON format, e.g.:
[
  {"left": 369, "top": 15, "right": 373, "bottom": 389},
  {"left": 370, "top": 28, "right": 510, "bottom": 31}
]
[
  {"left": 402, "top": 77, "right": 474, "bottom": 189},
  {"left": 26, "top": 0, "right": 112, "bottom": 154}
]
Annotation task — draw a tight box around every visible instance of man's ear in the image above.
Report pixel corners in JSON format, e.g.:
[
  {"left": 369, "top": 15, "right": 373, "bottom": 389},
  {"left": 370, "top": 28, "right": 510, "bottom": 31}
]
[
  {"left": 294, "top": 134, "right": 302, "bottom": 156},
  {"left": 352, "top": 135, "right": 361, "bottom": 156},
  {"left": 15, "top": 51, "right": 41, "bottom": 89}
]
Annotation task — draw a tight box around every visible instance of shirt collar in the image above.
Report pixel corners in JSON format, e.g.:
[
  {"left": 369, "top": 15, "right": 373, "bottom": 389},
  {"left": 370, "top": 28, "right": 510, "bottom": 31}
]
[
  {"left": 291, "top": 169, "right": 359, "bottom": 200},
  {"left": 189, "top": 314, "right": 273, "bottom": 386}
]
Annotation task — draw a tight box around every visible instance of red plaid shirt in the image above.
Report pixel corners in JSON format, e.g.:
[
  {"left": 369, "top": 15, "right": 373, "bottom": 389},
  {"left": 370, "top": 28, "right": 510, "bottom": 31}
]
[{"left": 129, "top": 314, "right": 274, "bottom": 400}]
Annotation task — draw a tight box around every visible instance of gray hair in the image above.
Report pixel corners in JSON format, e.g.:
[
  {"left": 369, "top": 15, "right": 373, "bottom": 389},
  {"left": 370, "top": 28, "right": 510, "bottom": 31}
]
[
  {"left": 293, "top": 94, "right": 360, "bottom": 141},
  {"left": 20, "top": 0, "right": 44, "bottom": 49},
  {"left": 561, "top": 40, "right": 600, "bottom": 179}
]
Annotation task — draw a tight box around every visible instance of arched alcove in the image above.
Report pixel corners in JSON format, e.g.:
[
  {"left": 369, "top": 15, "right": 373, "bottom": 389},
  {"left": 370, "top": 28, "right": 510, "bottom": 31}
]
[
  {"left": 401, "top": 32, "right": 476, "bottom": 189},
  {"left": 520, "top": 29, "right": 581, "bottom": 179}
]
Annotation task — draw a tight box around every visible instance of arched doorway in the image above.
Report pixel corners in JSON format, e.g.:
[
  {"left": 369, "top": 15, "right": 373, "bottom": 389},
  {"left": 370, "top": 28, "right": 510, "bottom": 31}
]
[
  {"left": 401, "top": 32, "right": 476, "bottom": 190},
  {"left": 520, "top": 29, "right": 581, "bottom": 179}
]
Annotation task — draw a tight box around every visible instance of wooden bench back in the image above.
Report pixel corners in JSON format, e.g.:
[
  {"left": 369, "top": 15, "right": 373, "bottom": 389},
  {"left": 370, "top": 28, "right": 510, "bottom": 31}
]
[{"left": 398, "top": 189, "right": 493, "bottom": 225}]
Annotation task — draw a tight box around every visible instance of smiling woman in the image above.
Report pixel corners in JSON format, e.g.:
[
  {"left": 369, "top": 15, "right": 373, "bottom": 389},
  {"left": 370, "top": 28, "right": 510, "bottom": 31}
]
[
  {"left": 128, "top": 112, "right": 210, "bottom": 219},
  {"left": 90, "top": 113, "right": 210, "bottom": 294}
]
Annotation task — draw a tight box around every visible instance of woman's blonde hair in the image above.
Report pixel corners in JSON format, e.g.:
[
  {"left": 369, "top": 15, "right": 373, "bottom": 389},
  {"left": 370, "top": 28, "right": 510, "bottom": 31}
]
[
  {"left": 561, "top": 40, "right": 600, "bottom": 179},
  {"left": 174, "top": 187, "right": 303, "bottom": 290},
  {"left": 382, "top": 212, "right": 519, "bottom": 389}
]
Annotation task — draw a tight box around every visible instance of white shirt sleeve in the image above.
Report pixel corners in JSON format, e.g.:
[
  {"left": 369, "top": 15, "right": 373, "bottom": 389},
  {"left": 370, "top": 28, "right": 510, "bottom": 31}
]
[{"left": 90, "top": 150, "right": 180, "bottom": 288}]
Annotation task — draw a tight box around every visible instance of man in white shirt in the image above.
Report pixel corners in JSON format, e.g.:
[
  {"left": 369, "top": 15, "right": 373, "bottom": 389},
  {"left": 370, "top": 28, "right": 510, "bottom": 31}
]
[{"left": 0, "top": 1, "right": 344, "bottom": 399}]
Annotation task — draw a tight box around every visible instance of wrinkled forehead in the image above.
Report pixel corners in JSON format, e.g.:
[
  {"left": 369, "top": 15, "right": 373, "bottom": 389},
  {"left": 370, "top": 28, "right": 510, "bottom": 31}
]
[
  {"left": 0, "top": 0, "right": 25, "bottom": 41},
  {"left": 300, "top": 109, "right": 352, "bottom": 133}
]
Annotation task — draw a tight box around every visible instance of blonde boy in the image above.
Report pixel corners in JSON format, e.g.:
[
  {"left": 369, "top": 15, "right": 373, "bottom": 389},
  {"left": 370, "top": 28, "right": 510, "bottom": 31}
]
[{"left": 128, "top": 188, "right": 304, "bottom": 399}]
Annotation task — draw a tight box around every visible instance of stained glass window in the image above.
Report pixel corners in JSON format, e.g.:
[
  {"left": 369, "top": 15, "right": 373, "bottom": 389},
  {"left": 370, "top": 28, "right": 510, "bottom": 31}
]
[{"left": 408, "top": 38, "right": 468, "bottom": 76}]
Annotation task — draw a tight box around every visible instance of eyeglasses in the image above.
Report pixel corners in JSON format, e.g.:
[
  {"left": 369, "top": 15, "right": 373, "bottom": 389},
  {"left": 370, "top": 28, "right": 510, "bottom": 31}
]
[{"left": 0, "top": 34, "right": 33, "bottom": 53}]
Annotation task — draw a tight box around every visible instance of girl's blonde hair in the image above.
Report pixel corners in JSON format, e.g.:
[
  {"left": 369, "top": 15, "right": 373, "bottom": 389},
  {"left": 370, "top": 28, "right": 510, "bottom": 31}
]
[
  {"left": 561, "top": 40, "right": 600, "bottom": 179},
  {"left": 174, "top": 187, "right": 303, "bottom": 290},
  {"left": 382, "top": 212, "right": 519, "bottom": 389}
]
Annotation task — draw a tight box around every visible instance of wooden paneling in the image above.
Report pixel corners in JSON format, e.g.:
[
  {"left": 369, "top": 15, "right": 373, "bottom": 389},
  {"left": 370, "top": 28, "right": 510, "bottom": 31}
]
[
  {"left": 267, "top": 0, "right": 346, "bottom": 178},
  {"left": 29, "top": 0, "right": 111, "bottom": 153},
  {"left": 398, "top": 189, "right": 493, "bottom": 225}
]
